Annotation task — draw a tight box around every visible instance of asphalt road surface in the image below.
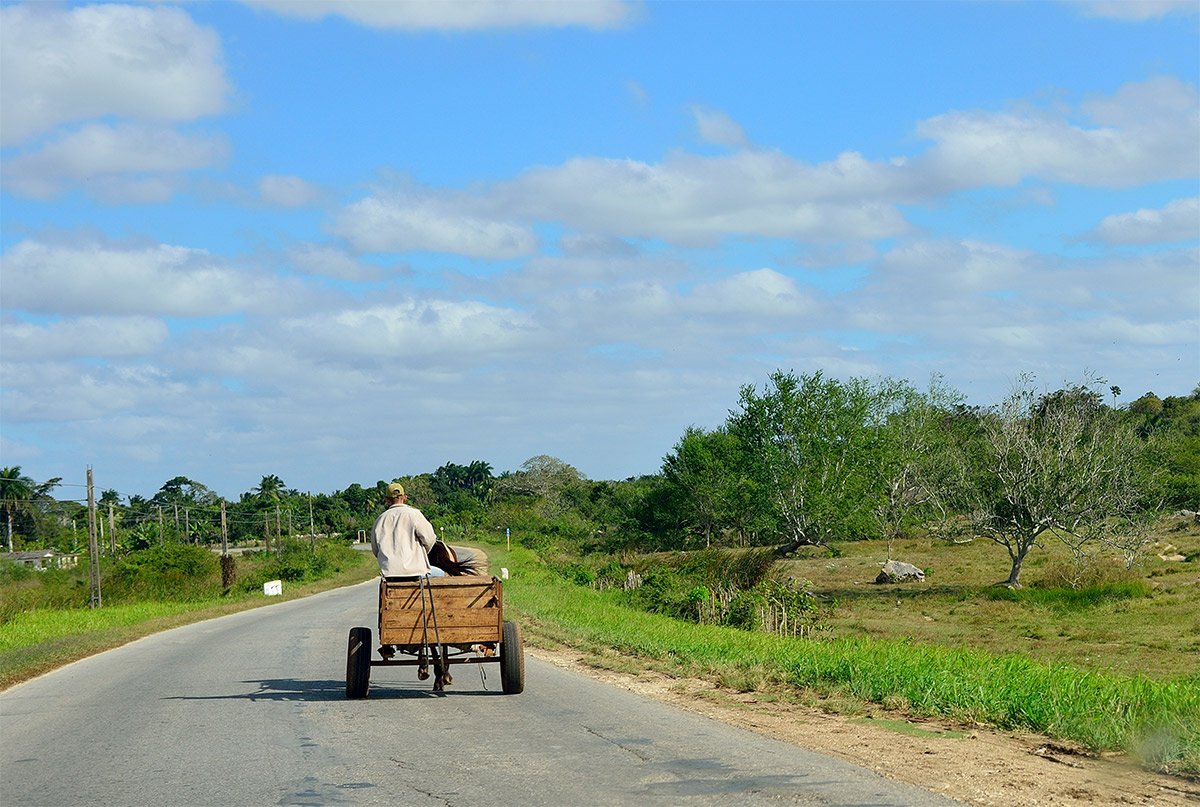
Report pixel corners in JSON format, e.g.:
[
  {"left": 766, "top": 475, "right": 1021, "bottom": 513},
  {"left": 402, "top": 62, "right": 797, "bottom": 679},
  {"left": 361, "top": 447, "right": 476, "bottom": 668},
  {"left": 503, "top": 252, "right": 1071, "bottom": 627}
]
[{"left": 1, "top": 580, "right": 959, "bottom": 806}]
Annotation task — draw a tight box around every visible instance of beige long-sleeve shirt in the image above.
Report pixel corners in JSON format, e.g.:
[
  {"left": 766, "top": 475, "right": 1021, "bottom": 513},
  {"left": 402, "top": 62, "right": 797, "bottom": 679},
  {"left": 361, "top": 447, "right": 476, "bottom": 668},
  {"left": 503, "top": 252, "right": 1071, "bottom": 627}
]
[{"left": 370, "top": 503, "right": 437, "bottom": 577}]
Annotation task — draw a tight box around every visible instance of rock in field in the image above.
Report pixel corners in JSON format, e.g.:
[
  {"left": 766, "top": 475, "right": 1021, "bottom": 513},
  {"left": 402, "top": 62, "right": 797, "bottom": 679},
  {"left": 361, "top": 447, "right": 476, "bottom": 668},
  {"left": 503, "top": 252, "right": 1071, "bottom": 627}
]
[{"left": 875, "top": 559, "right": 925, "bottom": 584}]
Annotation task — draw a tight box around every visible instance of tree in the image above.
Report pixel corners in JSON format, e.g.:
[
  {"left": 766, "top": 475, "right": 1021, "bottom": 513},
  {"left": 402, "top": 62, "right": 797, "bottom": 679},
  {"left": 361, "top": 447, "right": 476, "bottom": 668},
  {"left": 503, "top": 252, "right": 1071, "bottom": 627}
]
[
  {"left": 0, "top": 467, "right": 34, "bottom": 553},
  {"left": 961, "top": 378, "right": 1154, "bottom": 587},
  {"left": 430, "top": 461, "right": 494, "bottom": 513},
  {"left": 662, "top": 427, "right": 740, "bottom": 548},
  {"left": 499, "top": 455, "right": 586, "bottom": 516},
  {"left": 0, "top": 466, "right": 61, "bottom": 551},
  {"left": 465, "top": 460, "right": 494, "bottom": 503},
  {"left": 728, "top": 371, "right": 912, "bottom": 554},
  {"left": 871, "top": 377, "right": 963, "bottom": 559},
  {"left": 255, "top": 474, "right": 285, "bottom": 503},
  {"left": 150, "top": 476, "right": 217, "bottom": 508},
  {"left": 1127, "top": 385, "right": 1200, "bottom": 509}
]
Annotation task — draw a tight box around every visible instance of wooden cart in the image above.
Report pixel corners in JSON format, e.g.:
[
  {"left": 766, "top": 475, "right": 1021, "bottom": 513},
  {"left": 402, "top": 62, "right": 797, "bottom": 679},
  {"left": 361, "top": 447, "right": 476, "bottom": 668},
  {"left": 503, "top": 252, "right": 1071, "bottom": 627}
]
[{"left": 345, "top": 576, "right": 524, "bottom": 698}]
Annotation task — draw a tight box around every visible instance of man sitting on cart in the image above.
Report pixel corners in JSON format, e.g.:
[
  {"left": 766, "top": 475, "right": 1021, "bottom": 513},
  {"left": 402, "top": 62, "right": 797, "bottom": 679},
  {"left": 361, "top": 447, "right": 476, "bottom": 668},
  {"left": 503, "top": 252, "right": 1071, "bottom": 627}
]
[
  {"left": 370, "top": 481, "right": 445, "bottom": 580},
  {"left": 371, "top": 481, "right": 446, "bottom": 663}
]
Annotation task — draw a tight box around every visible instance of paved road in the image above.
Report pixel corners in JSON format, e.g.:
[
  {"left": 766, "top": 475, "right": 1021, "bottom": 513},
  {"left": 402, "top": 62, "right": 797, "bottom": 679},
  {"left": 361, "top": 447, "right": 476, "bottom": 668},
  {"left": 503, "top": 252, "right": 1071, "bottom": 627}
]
[{"left": 0, "top": 581, "right": 959, "bottom": 806}]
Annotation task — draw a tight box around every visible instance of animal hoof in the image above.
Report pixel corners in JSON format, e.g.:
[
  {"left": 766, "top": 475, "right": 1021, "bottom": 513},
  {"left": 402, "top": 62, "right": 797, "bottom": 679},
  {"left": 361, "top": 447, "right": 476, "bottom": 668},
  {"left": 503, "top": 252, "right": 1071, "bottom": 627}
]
[{"left": 417, "top": 665, "right": 430, "bottom": 680}]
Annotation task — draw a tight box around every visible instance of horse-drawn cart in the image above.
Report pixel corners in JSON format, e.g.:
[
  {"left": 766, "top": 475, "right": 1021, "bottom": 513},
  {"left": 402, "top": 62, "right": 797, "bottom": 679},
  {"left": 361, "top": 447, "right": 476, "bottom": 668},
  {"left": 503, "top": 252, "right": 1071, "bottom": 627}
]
[{"left": 345, "top": 575, "right": 524, "bottom": 697}]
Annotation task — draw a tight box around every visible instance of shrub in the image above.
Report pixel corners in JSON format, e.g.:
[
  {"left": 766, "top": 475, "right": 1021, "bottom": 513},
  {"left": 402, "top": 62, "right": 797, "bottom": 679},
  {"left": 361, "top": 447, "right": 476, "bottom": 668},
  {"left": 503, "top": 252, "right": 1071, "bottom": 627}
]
[
  {"left": 724, "top": 579, "right": 820, "bottom": 636},
  {"left": 616, "top": 549, "right": 826, "bottom": 637},
  {"left": 0, "top": 558, "right": 35, "bottom": 584},
  {"left": 0, "top": 563, "right": 88, "bottom": 623},
  {"left": 110, "top": 542, "right": 220, "bottom": 602},
  {"left": 236, "top": 539, "right": 358, "bottom": 592}
]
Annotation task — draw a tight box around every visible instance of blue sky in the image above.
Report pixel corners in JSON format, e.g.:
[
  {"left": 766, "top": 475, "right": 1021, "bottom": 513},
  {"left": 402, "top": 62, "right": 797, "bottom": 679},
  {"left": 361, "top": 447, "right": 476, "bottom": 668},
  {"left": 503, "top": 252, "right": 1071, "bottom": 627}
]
[{"left": 1, "top": 0, "right": 1198, "bottom": 500}]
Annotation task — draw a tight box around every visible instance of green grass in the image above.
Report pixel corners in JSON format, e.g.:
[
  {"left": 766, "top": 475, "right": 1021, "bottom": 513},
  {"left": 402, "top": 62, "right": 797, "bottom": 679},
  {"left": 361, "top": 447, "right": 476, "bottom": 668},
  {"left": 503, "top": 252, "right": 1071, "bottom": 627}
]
[
  {"left": 787, "top": 528, "right": 1200, "bottom": 680},
  {"left": 0, "top": 549, "right": 379, "bottom": 689},
  {"left": 494, "top": 544, "right": 1200, "bottom": 777}
]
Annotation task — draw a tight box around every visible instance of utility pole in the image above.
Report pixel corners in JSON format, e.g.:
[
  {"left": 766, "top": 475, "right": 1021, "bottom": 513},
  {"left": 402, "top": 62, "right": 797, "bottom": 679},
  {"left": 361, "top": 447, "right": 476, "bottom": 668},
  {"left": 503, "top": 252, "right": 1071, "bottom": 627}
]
[
  {"left": 184, "top": 508, "right": 190, "bottom": 543},
  {"left": 158, "top": 506, "right": 164, "bottom": 544},
  {"left": 308, "top": 494, "right": 315, "bottom": 551},
  {"left": 108, "top": 503, "right": 116, "bottom": 555},
  {"left": 220, "top": 500, "right": 234, "bottom": 592},
  {"left": 86, "top": 467, "right": 101, "bottom": 608},
  {"left": 275, "top": 504, "right": 282, "bottom": 552}
]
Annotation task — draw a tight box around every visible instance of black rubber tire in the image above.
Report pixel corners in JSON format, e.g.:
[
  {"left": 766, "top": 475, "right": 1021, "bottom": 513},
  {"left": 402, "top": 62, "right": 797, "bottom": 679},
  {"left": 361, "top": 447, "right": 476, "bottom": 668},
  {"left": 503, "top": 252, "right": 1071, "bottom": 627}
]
[
  {"left": 499, "top": 620, "right": 525, "bottom": 695},
  {"left": 346, "top": 626, "right": 372, "bottom": 699}
]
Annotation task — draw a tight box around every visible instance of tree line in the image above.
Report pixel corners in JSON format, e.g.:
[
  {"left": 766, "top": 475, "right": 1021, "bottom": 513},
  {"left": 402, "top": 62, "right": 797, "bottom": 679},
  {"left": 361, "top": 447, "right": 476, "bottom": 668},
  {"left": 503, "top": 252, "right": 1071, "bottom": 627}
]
[{"left": 2, "top": 372, "right": 1197, "bottom": 587}]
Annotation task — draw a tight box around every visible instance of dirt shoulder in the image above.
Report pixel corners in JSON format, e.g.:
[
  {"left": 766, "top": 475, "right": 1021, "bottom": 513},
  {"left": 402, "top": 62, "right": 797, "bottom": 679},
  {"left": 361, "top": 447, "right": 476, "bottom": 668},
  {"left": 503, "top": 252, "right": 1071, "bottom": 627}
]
[{"left": 529, "top": 646, "right": 1200, "bottom": 806}]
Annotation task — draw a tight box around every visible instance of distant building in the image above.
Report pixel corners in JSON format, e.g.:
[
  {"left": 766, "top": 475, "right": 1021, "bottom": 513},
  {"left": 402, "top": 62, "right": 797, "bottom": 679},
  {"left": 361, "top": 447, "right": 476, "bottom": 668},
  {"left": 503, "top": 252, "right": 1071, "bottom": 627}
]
[{"left": 4, "top": 550, "right": 80, "bottom": 570}]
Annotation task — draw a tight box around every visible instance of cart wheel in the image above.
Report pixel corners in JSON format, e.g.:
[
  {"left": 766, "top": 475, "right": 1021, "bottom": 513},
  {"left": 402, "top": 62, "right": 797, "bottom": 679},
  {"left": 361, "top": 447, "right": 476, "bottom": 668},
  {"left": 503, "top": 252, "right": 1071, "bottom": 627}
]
[
  {"left": 346, "top": 626, "right": 372, "bottom": 699},
  {"left": 499, "top": 620, "right": 525, "bottom": 695}
]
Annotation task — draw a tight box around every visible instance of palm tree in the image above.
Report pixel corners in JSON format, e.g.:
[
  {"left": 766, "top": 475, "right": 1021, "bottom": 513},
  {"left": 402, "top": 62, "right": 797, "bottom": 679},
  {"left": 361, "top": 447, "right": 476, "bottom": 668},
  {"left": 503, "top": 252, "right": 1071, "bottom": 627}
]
[
  {"left": 466, "top": 460, "right": 494, "bottom": 503},
  {"left": 255, "top": 474, "right": 285, "bottom": 502},
  {"left": 0, "top": 466, "right": 60, "bottom": 552},
  {"left": 0, "top": 467, "right": 33, "bottom": 552}
]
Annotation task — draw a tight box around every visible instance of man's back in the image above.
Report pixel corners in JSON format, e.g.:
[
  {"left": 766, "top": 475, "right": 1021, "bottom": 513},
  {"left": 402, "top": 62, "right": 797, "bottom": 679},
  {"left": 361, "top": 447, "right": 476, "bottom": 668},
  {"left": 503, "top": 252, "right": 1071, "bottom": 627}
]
[{"left": 371, "top": 503, "right": 437, "bottom": 576}]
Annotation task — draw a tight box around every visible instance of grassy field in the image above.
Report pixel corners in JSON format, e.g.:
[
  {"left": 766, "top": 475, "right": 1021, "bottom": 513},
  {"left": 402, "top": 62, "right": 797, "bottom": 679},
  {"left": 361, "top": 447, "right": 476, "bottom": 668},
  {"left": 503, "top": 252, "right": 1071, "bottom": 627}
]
[{"left": 784, "top": 519, "right": 1200, "bottom": 680}]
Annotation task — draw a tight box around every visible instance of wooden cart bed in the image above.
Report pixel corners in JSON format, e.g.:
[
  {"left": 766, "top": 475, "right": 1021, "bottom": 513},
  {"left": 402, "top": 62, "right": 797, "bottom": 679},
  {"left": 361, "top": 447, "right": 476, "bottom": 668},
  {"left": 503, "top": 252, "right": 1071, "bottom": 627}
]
[{"left": 377, "top": 576, "right": 503, "bottom": 647}]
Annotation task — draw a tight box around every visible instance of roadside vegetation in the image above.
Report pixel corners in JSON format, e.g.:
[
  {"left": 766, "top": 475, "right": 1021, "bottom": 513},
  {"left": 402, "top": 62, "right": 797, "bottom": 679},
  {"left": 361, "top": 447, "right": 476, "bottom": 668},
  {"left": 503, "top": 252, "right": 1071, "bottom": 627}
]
[
  {"left": 0, "top": 542, "right": 377, "bottom": 688},
  {"left": 497, "top": 541, "right": 1199, "bottom": 778},
  {"left": 1, "top": 371, "right": 1197, "bottom": 775}
]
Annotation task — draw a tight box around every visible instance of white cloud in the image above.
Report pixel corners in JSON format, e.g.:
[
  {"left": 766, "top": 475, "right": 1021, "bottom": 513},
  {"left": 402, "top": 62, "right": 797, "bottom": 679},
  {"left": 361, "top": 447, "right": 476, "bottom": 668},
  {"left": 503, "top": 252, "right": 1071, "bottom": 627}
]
[
  {"left": 1071, "top": 0, "right": 1198, "bottom": 21},
  {"left": 0, "top": 239, "right": 314, "bottom": 317},
  {"left": 846, "top": 239, "right": 1199, "bottom": 386},
  {"left": 0, "top": 316, "right": 168, "bottom": 359},
  {"left": 1088, "top": 197, "right": 1200, "bottom": 245},
  {"left": 328, "top": 78, "right": 1196, "bottom": 257},
  {"left": 691, "top": 106, "right": 749, "bottom": 149},
  {"left": 500, "top": 151, "right": 914, "bottom": 244},
  {"left": 277, "top": 299, "right": 542, "bottom": 365},
  {"left": 241, "top": 0, "right": 636, "bottom": 30},
  {"left": 0, "top": 359, "right": 193, "bottom": 423},
  {"left": 686, "top": 269, "right": 814, "bottom": 318},
  {"left": 917, "top": 77, "right": 1199, "bottom": 188},
  {"left": 560, "top": 233, "right": 640, "bottom": 259},
  {"left": 0, "top": 4, "right": 228, "bottom": 146},
  {"left": 286, "top": 243, "right": 387, "bottom": 281},
  {"left": 258, "top": 174, "right": 321, "bottom": 207},
  {"left": 2, "top": 123, "right": 228, "bottom": 200},
  {"left": 875, "top": 239, "right": 1031, "bottom": 297},
  {"left": 335, "top": 193, "right": 538, "bottom": 258},
  {"left": 625, "top": 80, "right": 649, "bottom": 107}
]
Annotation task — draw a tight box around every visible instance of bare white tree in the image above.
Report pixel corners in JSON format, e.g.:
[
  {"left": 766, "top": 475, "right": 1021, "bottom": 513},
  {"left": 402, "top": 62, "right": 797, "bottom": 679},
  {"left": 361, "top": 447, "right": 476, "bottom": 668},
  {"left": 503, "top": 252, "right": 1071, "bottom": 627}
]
[{"left": 964, "top": 377, "right": 1153, "bottom": 587}]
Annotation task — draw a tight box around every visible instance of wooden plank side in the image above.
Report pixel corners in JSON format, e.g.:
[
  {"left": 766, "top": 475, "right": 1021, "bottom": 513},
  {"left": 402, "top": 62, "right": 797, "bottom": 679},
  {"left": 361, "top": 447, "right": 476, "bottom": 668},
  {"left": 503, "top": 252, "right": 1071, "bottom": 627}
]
[
  {"left": 378, "top": 577, "right": 503, "bottom": 645},
  {"left": 381, "top": 625, "right": 500, "bottom": 645},
  {"left": 381, "top": 588, "right": 498, "bottom": 610},
  {"left": 380, "top": 612, "right": 501, "bottom": 640},
  {"left": 381, "top": 619, "right": 502, "bottom": 644}
]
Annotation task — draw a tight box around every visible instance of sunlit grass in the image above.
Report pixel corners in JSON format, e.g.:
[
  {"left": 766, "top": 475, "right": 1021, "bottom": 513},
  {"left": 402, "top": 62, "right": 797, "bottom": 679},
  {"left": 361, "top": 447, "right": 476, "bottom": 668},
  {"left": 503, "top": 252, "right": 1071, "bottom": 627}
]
[
  {"left": 493, "top": 544, "right": 1200, "bottom": 776},
  {"left": 0, "top": 600, "right": 208, "bottom": 653},
  {"left": 0, "top": 550, "right": 378, "bottom": 689}
]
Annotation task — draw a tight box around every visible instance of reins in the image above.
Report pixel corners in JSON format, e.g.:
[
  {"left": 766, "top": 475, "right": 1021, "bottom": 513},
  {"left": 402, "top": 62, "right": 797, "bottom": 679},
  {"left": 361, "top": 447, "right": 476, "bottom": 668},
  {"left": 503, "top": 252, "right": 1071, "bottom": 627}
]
[{"left": 418, "top": 573, "right": 448, "bottom": 688}]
